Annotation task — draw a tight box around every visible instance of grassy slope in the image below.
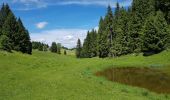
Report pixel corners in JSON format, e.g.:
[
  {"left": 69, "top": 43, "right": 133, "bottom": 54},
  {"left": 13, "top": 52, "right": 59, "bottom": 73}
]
[{"left": 0, "top": 50, "right": 170, "bottom": 100}]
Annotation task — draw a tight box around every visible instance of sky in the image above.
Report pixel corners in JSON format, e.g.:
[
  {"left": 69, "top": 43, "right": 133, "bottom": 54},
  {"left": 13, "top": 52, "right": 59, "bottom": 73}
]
[{"left": 0, "top": 0, "right": 132, "bottom": 48}]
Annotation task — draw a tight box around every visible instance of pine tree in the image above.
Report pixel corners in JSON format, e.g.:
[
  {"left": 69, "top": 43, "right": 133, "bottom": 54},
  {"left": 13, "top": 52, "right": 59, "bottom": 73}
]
[
  {"left": 0, "top": 4, "right": 11, "bottom": 36},
  {"left": 1, "top": 11, "right": 18, "bottom": 50},
  {"left": 76, "top": 39, "right": 82, "bottom": 58},
  {"left": 81, "top": 30, "right": 98, "bottom": 58},
  {"left": 57, "top": 43, "right": 61, "bottom": 54},
  {"left": 128, "top": 0, "right": 155, "bottom": 53},
  {"left": 17, "top": 18, "right": 32, "bottom": 54},
  {"left": 98, "top": 5, "right": 114, "bottom": 58},
  {"left": 0, "top": 4, "right": 32, "bottom": 54},
  {"left": 156, "top": 0, "right": 170, "bottom": 24},
  {"left": 115, "top": 2, "right": 120, "bottom": 20},
  {"left": 142, "top": 11, "right": 169, "bottom": 55},
  {"left": 32, "top": 41, "right": 48, "bottom": 52},
  {"left": 112, "top": 7, "right": 130, "bottom": 56},
  {"left": 98, "top": 17, "right": 105, "bottom": 58},
  {"left": 64, "top": 50, "right": 67, "bottom": 55},
  {"left": 50, "top": 42, "right": 57, "bottom": 53},
  {"left": 0, "top": 35, "right": 11, "bottom": 52},
  {"left": 90, "top": 29, "right": 98, "bottom": 57}
]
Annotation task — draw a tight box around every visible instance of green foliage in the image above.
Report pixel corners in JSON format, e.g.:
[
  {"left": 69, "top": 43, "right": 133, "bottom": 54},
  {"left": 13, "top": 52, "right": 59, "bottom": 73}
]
[
  {"left": 0, "top": 4, "right": 32, "bottom": 54},
  {"left": 50, "top": 42, "right": 57, "bottom": 53},
  {"left": 32, "top": 41, "right": 49, "bottom": 51},
  {"left": 57, "top": 43, "right": 61, "bottom": 54},
  {"left": 97, "top": 5, "right": 114, "bottom": 58},
  {"left": 0, "top": 35, "right": 11, "bottom": 52},
  {"left": 64, "top": 50, "right": 67, "bottom": 55},
  {"left": 0, "top": 3, "right": 11, "bottom": 29},
  {"left": 142, "top": 11, "right": 169, "bottom": 54},
  {"left": 81, "top": 0, "right": 169, "bottom": 58},
  {"left": 81, "top": 29, "right": 98, "bottom": 58},
  {"left": 98, "top": 17, "right": 105, "bottom": 58},
  {"left": 2, "top": 11, "right": 18, "bottom": 49},
  {"left": 156, "top": 0, "right": 170, "bottom": 24},
  {"left": 76, "top": 39, "right": 82, "bottom": 58}
]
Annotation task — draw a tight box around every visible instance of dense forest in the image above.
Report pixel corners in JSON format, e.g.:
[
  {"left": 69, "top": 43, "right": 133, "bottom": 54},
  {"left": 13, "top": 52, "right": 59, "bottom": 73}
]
[
  {"left": 0, "top": 4, "right": 32, "bottom": 54},
  {"left": 76, "top": 0, "right": 170, "bottom": 58}
]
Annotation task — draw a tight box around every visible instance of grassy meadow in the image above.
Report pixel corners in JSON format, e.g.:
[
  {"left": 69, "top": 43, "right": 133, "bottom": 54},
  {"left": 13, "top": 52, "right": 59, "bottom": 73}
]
[{"left": 0, "top": 50, "right": 170, "bottom": 100}]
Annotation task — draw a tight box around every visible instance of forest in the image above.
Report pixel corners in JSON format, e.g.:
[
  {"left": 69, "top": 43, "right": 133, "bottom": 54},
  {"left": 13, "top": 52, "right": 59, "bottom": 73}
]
[
  {"left": 76, "top": 0, "right": 170, "bottom": 58},
  {"left": 0, "top": 4, "right": 32, "bottom": 54}
]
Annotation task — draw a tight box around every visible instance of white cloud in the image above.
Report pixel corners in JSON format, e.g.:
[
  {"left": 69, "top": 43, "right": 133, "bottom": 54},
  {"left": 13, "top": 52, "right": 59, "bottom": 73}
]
[
  {"left": 11, "top": 0, "right": 47, "bottom": 10},
  {"left": 36, "top": 22, "right": 48, "bottom": 29},
  {"left": 58, "top": 0, "right": 132, "bottom": 8},
  {"left": 30, "top": 28, "right": 88, "bottom": 48},
  {"left": 7, "top": 0, "right": 132, "bottom": 10}
]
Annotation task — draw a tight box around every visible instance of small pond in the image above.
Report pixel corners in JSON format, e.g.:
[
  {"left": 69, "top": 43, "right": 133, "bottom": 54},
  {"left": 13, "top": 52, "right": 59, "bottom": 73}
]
[{"left": 95, "top": 67, "right": 170, "bottom": 94}]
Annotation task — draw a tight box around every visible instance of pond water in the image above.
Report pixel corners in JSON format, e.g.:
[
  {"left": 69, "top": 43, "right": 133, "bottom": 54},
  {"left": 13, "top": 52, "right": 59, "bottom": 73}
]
[{"left": 95, "top": 67, "right": 170, "bottom": 94}]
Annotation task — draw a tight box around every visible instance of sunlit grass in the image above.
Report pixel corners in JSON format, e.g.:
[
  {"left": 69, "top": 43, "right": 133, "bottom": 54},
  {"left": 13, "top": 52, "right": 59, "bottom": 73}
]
[{"left": 0, "top": 50, "right": 170, "bottom": 100}]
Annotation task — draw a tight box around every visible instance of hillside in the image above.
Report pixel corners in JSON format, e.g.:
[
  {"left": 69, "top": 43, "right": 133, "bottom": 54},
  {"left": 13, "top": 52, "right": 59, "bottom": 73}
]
[{"left": 0, "top": 50, "right": 170, "bottom": 100}]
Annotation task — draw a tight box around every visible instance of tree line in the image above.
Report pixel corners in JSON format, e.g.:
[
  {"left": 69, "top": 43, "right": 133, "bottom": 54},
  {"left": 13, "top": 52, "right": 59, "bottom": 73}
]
[
  {"left": 0, "top": 4, "right": 66, "bottom": 55},
  {"left": 0, "top": 4, "right": 32, "bottom": 54},
  {"left": 32, "top": 41, "right": 67, "bottom": 55},
  {"left": 76, "top": 0, "right": 170, "bottom": 58},
  {"left": 32, "top": 41, "right": 49, "bottom": 51}
]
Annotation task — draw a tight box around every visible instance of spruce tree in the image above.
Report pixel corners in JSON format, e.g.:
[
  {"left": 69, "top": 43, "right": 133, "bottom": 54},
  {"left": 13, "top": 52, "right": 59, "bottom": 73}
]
[
  {"left": 1, "top": 11, "right": 18, "bottom": 50},
  {"left": 99, "top": 5, "right": 114, "bottom": 58},
  {"left": 156, "top": 0, "right": 170, "bottom": 24},
  {"left": 0, "top": 35, "right": 11, "bottom": 52},
  {"left": 0, "top": 4, "right": 32, "bottom": 54},
  {"left": 50, "top": 42, "right": 57, "bottom": 53},
  {"left": 112, "top": 7, "right": 130, "bottom": 56},
  {"left": 17, "top": 18, "right": 32, "bottom": 54},
  {"left": 82, "top": 30, "right": 98, "bottom": 58},
  {"left": 142, "top": 11, "right": 169, "bottom": 55},
  {"left": 98, "top": 17, "right": 105, "bottom": 58},
  {"left": 64, "top": 50, "right": 67, "bottom": 55},
  {"left": 57, "top": 43, "right": 61, "bottom": 54},
  {"left": 90, "top": 29, "right": 98, "bottom": 57},
  {"left": 128, "top": 0, "right": 155, "bottom": 53},
  {"left": 0, "top": 4, "right": 11, "bottom": 35},
  {"left": 76, "top": 39, "right": 82, "bottom": 58}
]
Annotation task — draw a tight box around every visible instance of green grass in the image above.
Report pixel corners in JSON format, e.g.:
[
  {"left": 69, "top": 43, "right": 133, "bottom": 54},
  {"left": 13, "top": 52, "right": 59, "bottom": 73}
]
[{"left": 0, "top": 50, "right": 170, "bottom": 100}]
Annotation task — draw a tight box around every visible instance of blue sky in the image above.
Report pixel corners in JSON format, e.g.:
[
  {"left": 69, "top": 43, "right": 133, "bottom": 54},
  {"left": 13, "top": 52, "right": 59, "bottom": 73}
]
[{"left": 0, "top": 0, "right": 132, "bottom": 48}]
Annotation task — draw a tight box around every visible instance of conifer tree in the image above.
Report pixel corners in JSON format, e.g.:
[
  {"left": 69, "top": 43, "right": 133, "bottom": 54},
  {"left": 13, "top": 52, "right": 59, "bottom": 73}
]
[
  {"left": 98, "top": 17, "right": 105, "bottom": 58},
  {"left": 81, "top": 31, "right": 90, "bottom": 57},
  {"left": 128, "top": 0, "right": 155, "bottom": 53},
  {"left": 1, "top": 11, "right": 18, "bottom": 50},
  {"left": 76, "top": 39, "right": 82, "bottom": 58},
  {"left": 99, "top": 5, "right": 114, "bottom": 58},
  {"left": 0, "top": 4, "right": 11, "bottom": 36},
  {"left": 156, "top": 0, "right": 170, "bottom": 24},
  {"left": 50, "top": 42, "right": 57, "bottom": 53},
  {"left": 0, "top": 4, "right": 32, "bottom": 54},
  {"left": 90, "top": 29, "right": 98, "bottom": 57},
  {"left": 17, "top": 18, "right": 32, "bottom": 54},
  {"left": 57, "top": 43, "right": 61, "bottom": 54},
  {"left": 0, "top": 35, "right": 11, "bottom": 52},
  {"left": 142, "top": 11, "right": 169, "bottom": 55},
  {"left": 80, "top": 1, "right": 170, "bottom": 58},
  {"left": 64, "top": 50, "right": 67, "bottom": 55},
  {"left": 112, "top": 7, "right": 130, "bottom": 56},
  {"left": 82, "top": 30, "right": 98, "bottom": 58}
]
